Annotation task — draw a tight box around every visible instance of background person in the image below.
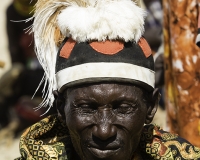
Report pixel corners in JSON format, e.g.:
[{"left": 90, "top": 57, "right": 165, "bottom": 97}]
[{"left": 0, "top": 0, "right": 56, "bottom": 134}]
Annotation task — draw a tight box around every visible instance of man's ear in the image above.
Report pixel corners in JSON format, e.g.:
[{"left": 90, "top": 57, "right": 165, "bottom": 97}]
[
  {"left": 53, "top": 90, "right": 65, "bottom": 119},
  {"left": 145, "top": 88, "right": 160, "bottom": 124}
]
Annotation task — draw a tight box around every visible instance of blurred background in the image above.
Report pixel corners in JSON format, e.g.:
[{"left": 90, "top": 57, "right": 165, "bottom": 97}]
[
  {"left": 0, "top": 1, "right": 19, "bottom": 159},
  {"left": 0, "top": 0, "right": 57, "bottom": 159},
  {"left": 0, "top": 1, "right": 12, "bottom": 77}
]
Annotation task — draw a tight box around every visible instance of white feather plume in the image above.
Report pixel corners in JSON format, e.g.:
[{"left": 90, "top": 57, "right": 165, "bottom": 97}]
[{"left": 31, "top": 0, "right": 146, "bottom": 111}]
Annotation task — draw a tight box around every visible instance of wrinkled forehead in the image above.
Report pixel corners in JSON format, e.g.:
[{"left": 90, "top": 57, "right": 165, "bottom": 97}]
[{"left": 63, "top": 81, "right": 148, "bottom": 99}]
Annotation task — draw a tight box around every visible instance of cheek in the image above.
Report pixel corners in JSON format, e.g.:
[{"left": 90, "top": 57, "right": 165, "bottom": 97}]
[
  {"left": 65, "top": 106, "right": 93, "bottom": 132},
  {"left": 119, "top": 108, "right": 147, "bottom": 146},
  {"left": 64, "top": 106, "right": 94, "bottom": 158},
  {"left": 120, "top": 106, "right": 147, "bottom": 131}
]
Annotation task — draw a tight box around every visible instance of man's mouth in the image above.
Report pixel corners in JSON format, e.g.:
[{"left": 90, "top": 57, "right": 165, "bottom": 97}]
[{"left": 87, "top": 144, "right": 120, "bottom": 158}]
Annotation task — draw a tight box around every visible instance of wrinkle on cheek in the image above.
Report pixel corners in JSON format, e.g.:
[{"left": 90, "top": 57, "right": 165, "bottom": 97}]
[
  {"left": 68, "top": 129, "right": 86, "bottom": 159},
  {"left": 66, "top": 109, "right": 95, "bottom": 131},
  {"left": 65, "top": 107, "right": 88, "bottom": 159},
  {"left": 118, "top": 110, "right": 146, "bottom": 134}
]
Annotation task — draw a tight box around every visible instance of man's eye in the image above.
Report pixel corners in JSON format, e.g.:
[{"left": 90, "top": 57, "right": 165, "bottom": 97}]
[
  {"left": 77, "top": 103, "right": 96, "bottom": 114},
  {"left": 78, "top": 103, "right": 90, "bottom": 108},
  {"left": 115, "top": 103, "right": 137, "bottom": 114}
]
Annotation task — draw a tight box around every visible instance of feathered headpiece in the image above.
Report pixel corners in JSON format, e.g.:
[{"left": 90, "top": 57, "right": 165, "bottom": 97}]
[{"left": 30, "top": 0, "right": 153, "bottom": 112}]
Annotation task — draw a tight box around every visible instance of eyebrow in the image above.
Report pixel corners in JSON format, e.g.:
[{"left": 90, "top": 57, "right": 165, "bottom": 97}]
[{"left": 111, "top": 97, "right": 139, "bottom": 103}]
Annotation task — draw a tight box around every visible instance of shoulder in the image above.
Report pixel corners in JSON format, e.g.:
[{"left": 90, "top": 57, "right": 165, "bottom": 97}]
[
  {"left": 16, "top": 115, "right": 72, "bottom": 160},
  {"left": 139, "top": 124, "right": 200, "bottom": 159}
]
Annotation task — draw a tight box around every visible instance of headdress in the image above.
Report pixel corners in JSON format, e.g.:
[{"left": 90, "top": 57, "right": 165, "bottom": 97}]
[{"left": 30, "top": 0, "right": 155, "bottom": 112}]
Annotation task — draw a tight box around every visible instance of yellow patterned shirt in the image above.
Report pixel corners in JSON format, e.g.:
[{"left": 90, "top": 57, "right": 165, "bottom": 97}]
[{"left": 15, "top": 115, "right": 200, "bottom": 160}]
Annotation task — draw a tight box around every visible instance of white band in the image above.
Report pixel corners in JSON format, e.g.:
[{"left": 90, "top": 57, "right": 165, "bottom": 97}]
[{"left": 56, "top": 62, "right": 155, "bottom": 91}]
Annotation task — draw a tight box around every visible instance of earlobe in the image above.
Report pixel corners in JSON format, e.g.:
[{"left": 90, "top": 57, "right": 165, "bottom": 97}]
[{"left": 145, "top": 88, "right": 160, "bottom": 124}]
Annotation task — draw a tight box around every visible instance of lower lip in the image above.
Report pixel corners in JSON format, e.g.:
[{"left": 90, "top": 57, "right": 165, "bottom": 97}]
[{"left": 88, "top": 147, "right": 120, "bottom": 158}]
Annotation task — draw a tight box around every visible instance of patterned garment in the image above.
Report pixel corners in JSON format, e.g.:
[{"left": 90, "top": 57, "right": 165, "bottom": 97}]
[{"left": 15, "top": 114, "right": 200, "bottom": 160}]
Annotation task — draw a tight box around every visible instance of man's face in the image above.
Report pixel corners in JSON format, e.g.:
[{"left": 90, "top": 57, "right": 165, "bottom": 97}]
[{"left": 63, "top": 83, "right": 157, "bottom": 160}]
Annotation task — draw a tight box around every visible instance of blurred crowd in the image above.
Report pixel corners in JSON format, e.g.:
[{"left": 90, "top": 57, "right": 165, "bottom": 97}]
[
  {"left": 143, "top": 0, "right": 165, "bottom": 109},
  {"left": 0, "top": 0, "right": 56, "bottom": 137}
]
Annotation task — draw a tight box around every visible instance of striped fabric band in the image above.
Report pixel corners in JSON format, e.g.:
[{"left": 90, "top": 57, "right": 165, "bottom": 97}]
[{"left": 56, "top": 62, "right": 155, "bottom": 91}]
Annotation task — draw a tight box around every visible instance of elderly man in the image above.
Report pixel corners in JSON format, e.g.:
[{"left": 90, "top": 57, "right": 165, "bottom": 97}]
[{"left": 15, "top": 0, "right": 200, "bottom": 159}]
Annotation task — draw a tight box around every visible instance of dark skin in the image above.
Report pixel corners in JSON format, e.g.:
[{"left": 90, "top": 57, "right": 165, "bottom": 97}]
[{"left": 60, "top": 83, "right": 159, "bottom": 160}]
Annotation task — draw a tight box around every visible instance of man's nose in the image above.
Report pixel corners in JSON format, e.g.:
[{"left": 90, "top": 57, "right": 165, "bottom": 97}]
[{"left": 92, "top": 109, "right": 117, "bottom": 141}]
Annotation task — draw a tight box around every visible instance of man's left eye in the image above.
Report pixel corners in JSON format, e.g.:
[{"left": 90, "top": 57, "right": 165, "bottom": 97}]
[{"left": 114, "top": 104, "right": 137, "bottom": 114}]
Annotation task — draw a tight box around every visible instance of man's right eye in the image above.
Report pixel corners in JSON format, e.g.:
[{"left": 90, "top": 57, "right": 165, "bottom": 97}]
[
  {"left": 77, "top": 103, "right": 97, "bottom": 114},
  {"left": 78, "top": 103, "right": 90, "bottom": 108}
]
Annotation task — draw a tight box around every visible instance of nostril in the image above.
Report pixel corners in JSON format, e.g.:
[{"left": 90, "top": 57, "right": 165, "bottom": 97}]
[{"left": 92, "top": 134, "right": 117, "bottom": 146}]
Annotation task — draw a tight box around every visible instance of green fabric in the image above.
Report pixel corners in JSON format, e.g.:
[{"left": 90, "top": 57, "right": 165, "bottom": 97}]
[{"left": 15, "top": 114, "right": 200, "bottom": 160}]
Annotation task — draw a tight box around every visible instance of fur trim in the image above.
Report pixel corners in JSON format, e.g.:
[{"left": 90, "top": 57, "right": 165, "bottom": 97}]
[
  {"left": 31, "top": 0, "right": 145, "bottom": 110},
  {"left": 57, "top": 0, "right": 146, "bottom": 42}
]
